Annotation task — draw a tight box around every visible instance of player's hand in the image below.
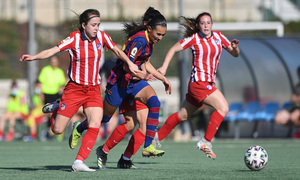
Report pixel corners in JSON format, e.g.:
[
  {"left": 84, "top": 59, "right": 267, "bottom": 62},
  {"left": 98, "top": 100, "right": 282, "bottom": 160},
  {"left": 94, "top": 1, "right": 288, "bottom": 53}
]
[
  {"left": 145, "top": 74, "right": 157, "bottom": 81},
  {"left": 20, "top": 54, "right": 35, "bottom": 62},
  {"left": 157, "top": 67, "right": 166, "bottom": 75},
  {"left": 163, "top": 78, "right": 172, "bottom": 95},
  {"left": 231, "top": 39, "right": 239, "bottom": 49},
  {"left": 128, "top": 62, "right": 142, "bottom": 75}
]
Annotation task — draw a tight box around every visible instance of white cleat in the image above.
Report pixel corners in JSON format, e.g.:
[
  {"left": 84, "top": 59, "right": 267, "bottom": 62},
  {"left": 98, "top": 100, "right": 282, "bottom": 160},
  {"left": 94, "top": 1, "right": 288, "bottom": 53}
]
[
  {"left": 42, "top": 99, "right": 60, "bottom": 113},
  {"left": 197, "top": 138, "right": 216, "bottom": 160},
  {"left": 71, "top": 161, "right": 96, "bottom": 172}
]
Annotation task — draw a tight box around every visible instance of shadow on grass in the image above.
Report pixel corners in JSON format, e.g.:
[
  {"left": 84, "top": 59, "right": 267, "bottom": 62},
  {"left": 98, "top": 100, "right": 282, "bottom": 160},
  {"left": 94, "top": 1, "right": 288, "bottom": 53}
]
[{"left": 0, "top": 165, "right": 71, "bottom": 172}]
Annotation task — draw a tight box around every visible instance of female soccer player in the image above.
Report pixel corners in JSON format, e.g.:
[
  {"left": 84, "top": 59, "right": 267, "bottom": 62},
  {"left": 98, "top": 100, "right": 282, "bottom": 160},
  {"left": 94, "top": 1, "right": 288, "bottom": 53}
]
[
  {"left": 95, "top": 7, "right": 164, "bottom": 170},
  {"left": 20, "top": 9, "right": 139, "bottom": 172},
  {"left": 156, "top": 12, "right": 240, "bottom": 159}
]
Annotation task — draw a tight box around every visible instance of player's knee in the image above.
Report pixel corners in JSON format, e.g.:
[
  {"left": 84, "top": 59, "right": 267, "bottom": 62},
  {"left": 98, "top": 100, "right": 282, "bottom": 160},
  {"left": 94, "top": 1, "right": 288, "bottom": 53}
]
[
  {"left": 218, "top": 105, "right": 229, "bottom": 117},
  {"left": 146, "top": 96, "right": 161, "bottom": 109},
  {"left": 52, "top": 126, "right": 64, "bottom": 134},
  {"left": 124, "top": 118, "right": 135, "bottom": 130}
]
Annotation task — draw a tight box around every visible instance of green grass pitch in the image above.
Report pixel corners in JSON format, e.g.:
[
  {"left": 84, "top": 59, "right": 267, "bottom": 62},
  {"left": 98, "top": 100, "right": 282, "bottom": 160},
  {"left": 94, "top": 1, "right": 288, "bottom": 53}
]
[{"left": 0, "top": 139, "right": 299, "bottom": 179}]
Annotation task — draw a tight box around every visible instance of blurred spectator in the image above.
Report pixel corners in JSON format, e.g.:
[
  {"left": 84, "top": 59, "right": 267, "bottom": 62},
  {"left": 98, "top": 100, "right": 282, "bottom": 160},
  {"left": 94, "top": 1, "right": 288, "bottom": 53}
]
[
  {"left": 0, "top": 80, "right": 29, "bottom": 141},
  {"left": 23, "top": 80, "right": 45, "bottom": 142},
  {"left": 275, "top": 66, "right": 300, "bottom": 138},
  {"left": 38, "top": 56, "right": 66, "bottom": 139}
]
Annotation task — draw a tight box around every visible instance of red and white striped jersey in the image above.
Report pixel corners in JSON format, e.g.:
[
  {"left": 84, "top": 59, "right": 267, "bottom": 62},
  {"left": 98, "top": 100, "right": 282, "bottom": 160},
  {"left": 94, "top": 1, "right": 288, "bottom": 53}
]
[
  {"left": 57, "top": 30, "right": 115, "bottom": 86},
  {"left": 179, "top": 31, "right": 231, "bottom": 83}
]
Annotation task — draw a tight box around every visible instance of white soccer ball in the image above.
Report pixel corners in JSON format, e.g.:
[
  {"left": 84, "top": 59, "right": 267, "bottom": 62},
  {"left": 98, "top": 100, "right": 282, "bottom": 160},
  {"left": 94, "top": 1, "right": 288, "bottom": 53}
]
[{"left": 244, "top": 145, "right": 268, "bottom": 171}]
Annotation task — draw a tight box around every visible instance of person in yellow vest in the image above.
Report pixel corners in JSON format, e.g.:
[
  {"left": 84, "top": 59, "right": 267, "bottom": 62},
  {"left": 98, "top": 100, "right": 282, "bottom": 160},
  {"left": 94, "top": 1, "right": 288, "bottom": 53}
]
[
  {"left": 23, "top": 80, "right": 45, "bottom": 142},
  {"left": 0, "top": 80, "right": 29, "bottom": 141},
  {"left": 38, "top": 56, "right": 66, "bottom": 140}
]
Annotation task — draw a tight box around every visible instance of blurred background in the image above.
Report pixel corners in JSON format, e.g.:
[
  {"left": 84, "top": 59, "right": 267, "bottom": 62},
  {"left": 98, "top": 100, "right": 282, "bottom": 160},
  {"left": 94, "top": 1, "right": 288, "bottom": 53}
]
[{"left": 0, "top": 0, "right": 300, "bottom": 141}]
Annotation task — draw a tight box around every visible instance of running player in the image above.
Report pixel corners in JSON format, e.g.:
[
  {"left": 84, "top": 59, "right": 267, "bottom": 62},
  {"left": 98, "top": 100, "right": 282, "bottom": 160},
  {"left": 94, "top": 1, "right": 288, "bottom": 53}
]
[
  {"left": 156, "top": 12, "right": 240, "bottom": 159},
  {"left": 69, "top": 9, "right": 172, "bottom": 168},
  {"left": 20, "top": 9, "right": 139, "bottom": 172},
  {"left": 96, "top": 7, "right": 162, "bottom": 170}
]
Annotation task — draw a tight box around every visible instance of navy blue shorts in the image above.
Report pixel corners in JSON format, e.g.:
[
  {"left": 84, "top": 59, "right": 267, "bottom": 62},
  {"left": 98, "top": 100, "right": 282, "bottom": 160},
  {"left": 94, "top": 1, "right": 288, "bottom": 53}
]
[{"left": 105, "top": 80, "right": 149, "bottom": 107}]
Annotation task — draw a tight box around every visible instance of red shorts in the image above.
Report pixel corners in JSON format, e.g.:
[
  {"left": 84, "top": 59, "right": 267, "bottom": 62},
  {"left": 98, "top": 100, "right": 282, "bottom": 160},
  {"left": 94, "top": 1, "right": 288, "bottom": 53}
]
[
  {"left": 186, "top": 81, "right": 217, "bottom": 107},
  {"left": 57, "top": 81, "right": 103, "bottom": 118},
  {"left": 119, "top": 96, "right": 147, "bottom": 114}
]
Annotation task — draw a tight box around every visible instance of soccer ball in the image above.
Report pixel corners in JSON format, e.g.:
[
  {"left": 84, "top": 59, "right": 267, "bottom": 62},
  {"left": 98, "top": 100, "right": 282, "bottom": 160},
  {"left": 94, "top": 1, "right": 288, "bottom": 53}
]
[{"left": 244, "top": 145, "right": 268, "bottom": 171}]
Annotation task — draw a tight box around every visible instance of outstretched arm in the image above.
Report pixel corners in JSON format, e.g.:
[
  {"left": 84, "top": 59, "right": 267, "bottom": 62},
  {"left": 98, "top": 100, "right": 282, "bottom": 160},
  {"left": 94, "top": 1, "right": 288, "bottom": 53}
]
[
  {"left": 20, "top": 46, "right": 60, "bottom": 61},
  {"left": 225, "top": 39, "right": 240, "bottom": 57},
  {"left": 145, "top": 61, "right": 172, "bottom": 94},
  {"left": 157, "top": 42, "right": 184, "bottom": 75}
]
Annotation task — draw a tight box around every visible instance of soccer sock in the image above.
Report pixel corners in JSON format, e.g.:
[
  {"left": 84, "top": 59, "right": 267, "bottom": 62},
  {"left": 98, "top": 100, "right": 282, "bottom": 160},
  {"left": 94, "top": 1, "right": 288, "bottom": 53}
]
[
  {"left": 102, "top": 123, "right": 129, "bottom": 153},
  {"left": 0, "top": 130, "right": 3, "bottom": 137},
  {"left": 50, "top": 107, "right": 58, "bottom": 132},
  {"left": 123, "top": 128, "right": 145, "bottom": 159},
  {"left": 31, "top": 132, "right": 37, "bottom": 139},
  {"left": 76, "top": 127, "right": 99, "bottom": 161},
  {"left": 76, "top": 119, "right": 88, "bottom": 133},
  {"left": 157, "top": 112, "right": 182, "bottom": 141},
  {"left": 144, "top": 96, "right": 160, "bottom": 148},
  {"left": 204, "top": 111, "right": 224, "bottom": 142}
]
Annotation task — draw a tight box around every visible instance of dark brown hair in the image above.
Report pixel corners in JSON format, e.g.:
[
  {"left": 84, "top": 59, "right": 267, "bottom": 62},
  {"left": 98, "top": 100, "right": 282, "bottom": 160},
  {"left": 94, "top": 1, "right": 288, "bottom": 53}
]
[
  {"left": 181, "top": 12, "right": 212, "bottom": 38},
  {"left": 78, "top": 9, "right": 100, "bottom": 31},
  {"left": 123, "top": 11, "right": 167, "bottom": 39}
]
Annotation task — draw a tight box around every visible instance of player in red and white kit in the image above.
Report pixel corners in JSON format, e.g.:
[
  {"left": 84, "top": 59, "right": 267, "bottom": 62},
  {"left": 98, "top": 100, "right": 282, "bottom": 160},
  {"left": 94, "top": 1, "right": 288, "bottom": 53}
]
[
  {"left": 20, "top": 9, "right": 139, "bottom": 172},
  {"left": 156, "top": 12, "right": 240, "bottom": 159}
]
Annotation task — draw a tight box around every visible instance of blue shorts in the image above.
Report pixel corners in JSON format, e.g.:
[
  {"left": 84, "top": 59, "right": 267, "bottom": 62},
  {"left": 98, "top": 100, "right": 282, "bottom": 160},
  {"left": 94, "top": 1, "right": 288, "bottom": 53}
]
[{"left": 105, "top": 80, "right": 149, "bottom": 107}]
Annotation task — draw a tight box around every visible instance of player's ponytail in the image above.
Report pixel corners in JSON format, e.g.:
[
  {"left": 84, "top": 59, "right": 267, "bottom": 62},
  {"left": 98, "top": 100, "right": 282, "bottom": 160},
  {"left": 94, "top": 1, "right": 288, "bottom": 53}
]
[{"left": 123, "top": 9, "right": 166, "bottom": 39}]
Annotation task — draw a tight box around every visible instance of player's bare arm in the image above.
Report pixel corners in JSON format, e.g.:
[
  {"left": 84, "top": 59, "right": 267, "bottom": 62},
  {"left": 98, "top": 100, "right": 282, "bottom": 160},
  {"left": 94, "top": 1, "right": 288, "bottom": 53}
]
[
  {"left": 157, "top": 42, "right": 183, "bottom": 75},
  {"left": 145, "top": 61, "right": 172, "bottom": 94},
  {"left": 20, "top": 46, "right": 60, "bottom": 62}
]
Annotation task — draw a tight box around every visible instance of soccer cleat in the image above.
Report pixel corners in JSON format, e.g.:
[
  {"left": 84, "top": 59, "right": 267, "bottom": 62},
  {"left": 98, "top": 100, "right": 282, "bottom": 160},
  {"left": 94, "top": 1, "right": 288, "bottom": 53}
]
[
  {"left": 42, "top": 99, "right": 60, "bottom": 113},
  {"left": 197, "top": 138, "right": 216, "bottom": 160},
  {"left": 69, "top": 122, "right": 82, "bottom": 149},
  {"left": 96, "top": 145, "right": 107, "bottom": 170},
  {"left": 117, "top": 154, "right": 141, "bottom": 169},
  {"left": 23, "top": 136, "right": 35, "bottom": 142},
  {"left": 71, "top": 161, "right": 96, "bottom": 172},
  {"left": 142, "top": 144, "right": 165, "bottom": 157}
]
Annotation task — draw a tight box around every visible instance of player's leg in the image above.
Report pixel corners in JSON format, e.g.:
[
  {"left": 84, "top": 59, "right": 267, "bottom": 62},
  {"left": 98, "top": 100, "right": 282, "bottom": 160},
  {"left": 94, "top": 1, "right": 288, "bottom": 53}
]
[
  {"left": 118, "top": 108, "right": 148, "bottom": 169},
  {"left": 4, "top": 113, "right": 18, "bottom": 142},
  {"left": 96, "top": 113, "right": 134, "bottom": 169},
  {"left": 69, "top": 84, "right": 120, "bottom": 149},
  {"left": 134, "top": 85, "right": 165, "bottom": 157},
  {"left": 197, "top": 89, "right": 228, "bottom": 159},
  {"left": 72, "top": 106, "right": 102, "bottom": 172}
]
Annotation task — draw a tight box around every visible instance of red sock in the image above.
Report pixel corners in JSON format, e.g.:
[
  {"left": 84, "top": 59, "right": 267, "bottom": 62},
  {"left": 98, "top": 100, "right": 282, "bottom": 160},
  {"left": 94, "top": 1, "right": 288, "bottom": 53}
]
[
  {"left": 31, "top": 132, "right": 37, "bottom": 139},
  {"left": 123, "top": 128, "right": 145, "bottom": 159},
  {"left": 102, "top": 124, "right": 129, "bottom": 153},
  {"left": 204, "top": 111, "right": 224, "bottom": 142},
  {"left": 0, "top": 130, "right": 3, "bottom": 137},
  {"left": 50, "top": 107, "right": 58, "bottom": 131},
  {"left": 157, "top": 112, "right": 182, "bottom": 141},
  {"left": 76, "top": 127, "right": 99, "bottom": 161}
]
